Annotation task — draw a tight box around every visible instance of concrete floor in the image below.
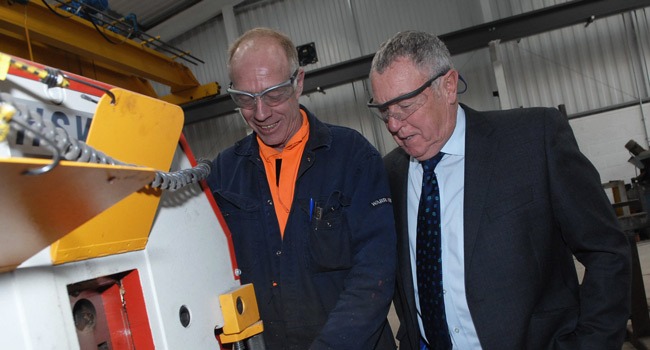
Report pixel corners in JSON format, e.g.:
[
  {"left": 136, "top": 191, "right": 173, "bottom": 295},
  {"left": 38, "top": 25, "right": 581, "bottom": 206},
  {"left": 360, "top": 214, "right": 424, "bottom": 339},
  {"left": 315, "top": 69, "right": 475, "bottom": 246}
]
[{"left": 388, "top": 240, "right": 650, "bottom": 349}]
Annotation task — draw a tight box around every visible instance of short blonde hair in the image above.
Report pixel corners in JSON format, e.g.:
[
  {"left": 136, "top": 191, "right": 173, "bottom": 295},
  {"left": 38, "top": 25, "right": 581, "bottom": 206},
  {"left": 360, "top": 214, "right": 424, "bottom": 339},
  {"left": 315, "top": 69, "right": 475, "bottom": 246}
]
[{"left": 228, "top": 27, "right": 299, "bottom": 76}]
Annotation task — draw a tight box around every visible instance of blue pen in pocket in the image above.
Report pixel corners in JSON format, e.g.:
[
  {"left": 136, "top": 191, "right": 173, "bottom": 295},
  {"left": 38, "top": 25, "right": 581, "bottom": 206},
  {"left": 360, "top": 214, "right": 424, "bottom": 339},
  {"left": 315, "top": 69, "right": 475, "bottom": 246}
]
[{"left": 309, "top": 197, "right": 314, "bottom": 221}]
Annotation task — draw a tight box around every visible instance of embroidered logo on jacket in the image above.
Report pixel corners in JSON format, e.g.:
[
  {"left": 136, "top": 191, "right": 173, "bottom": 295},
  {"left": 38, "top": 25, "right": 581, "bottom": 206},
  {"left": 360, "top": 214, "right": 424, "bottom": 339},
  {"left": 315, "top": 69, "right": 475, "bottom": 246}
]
[{"left": 370, "top": 197, "right": 392, "bottom": 207}]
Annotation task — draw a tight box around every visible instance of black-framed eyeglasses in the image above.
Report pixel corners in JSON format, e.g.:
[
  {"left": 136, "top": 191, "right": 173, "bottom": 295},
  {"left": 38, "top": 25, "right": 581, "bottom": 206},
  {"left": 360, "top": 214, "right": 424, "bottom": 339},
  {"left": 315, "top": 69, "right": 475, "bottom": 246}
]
[
  {"left": 367, "top": 69, "right": 449, "bottom": 123},
  {"left": 227, "top": 69, "right": 299, "bottom": 110}
]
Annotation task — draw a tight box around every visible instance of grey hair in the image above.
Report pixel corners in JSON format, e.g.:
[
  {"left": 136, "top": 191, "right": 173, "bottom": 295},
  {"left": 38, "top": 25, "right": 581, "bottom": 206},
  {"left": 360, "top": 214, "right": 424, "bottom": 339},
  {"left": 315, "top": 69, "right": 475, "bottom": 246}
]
[{"left": 370, "top": 30, "right": 453, "bottom": 78}]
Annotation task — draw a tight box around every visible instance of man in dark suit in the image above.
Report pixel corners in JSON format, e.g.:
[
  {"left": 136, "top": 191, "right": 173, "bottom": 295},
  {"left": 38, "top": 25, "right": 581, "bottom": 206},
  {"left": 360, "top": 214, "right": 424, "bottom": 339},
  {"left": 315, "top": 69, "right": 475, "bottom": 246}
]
[{"left": 368, "top": 30, "right": 631, "bottom": 349}]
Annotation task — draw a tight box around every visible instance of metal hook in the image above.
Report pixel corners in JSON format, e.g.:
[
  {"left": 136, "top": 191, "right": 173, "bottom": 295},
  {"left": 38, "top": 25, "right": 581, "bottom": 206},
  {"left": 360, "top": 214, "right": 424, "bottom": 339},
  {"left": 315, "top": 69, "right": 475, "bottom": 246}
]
[
  {"left": 10, "top": 117, "right": 62, "bottom": 176},
  {"left": 63, "top": 73, "right": 116, "bottom": 105}
]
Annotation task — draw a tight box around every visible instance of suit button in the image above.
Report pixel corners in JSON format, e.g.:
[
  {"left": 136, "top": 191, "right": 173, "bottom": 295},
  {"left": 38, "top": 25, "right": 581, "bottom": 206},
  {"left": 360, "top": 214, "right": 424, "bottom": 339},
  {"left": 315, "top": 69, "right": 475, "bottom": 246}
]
[{"left": 276, "top": 250, "right": 282, "bottom": 256}]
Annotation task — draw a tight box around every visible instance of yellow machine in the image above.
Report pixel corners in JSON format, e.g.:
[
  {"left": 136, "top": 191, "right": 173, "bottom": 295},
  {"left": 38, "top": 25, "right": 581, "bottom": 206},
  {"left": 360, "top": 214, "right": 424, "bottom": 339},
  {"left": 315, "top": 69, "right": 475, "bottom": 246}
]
[{"left": 0, "top": 54, "right": 263, "bottom": 349}]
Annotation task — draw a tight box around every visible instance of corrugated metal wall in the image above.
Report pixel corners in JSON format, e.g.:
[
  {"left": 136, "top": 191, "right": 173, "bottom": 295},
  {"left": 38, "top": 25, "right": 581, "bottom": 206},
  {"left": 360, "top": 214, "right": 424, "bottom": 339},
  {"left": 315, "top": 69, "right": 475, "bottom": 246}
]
[
  {"left": 168, "top": 16, "right": 250, "bottom": 159},
  {"left": 497, "top": 11, "right": 650, "bottom": 114},
  {"left": 175, "top": 0, "right": 491, "bottom": 160},
  {"left": 169, "top": 0, "right": 650, "bottom": 182}
]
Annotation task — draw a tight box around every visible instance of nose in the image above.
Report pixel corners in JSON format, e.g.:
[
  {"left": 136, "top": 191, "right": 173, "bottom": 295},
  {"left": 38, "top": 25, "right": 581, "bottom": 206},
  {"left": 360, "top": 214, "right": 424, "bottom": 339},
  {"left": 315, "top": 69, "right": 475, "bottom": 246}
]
[
  {"left": 253, "top": 96, "right": 271, "bottom": 121},
  {"left": 385, "top": 110, "right": 404, "bottom": 133},
  {"left": 385, "top": 118, "right": 401, "bottom": 134}
]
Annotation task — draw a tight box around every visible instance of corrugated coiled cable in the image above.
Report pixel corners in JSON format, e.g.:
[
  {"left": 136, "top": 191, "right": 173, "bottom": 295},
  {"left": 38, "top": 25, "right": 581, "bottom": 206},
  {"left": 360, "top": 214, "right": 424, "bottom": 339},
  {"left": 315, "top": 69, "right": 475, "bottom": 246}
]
[
  {"left": 151, "top": 159, "right": 211, "bottom": 191},
  {"left": 1, "top": 94, "right": 211, "bottom": 190}
]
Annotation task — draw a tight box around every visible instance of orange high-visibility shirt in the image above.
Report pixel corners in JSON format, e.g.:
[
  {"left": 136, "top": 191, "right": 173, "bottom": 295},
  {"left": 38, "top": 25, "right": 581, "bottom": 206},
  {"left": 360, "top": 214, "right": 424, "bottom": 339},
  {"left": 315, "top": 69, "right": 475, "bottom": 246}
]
[{"left": 258, "top": 110, "right": 309, "bottom": 238}]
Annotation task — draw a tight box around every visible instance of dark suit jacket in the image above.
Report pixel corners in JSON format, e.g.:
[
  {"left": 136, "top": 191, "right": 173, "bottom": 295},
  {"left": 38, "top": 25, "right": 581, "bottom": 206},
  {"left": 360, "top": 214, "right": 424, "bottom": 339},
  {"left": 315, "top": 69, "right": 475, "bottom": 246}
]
[{"left": 385, "top": 104, "right": 631, "bottom": 350}]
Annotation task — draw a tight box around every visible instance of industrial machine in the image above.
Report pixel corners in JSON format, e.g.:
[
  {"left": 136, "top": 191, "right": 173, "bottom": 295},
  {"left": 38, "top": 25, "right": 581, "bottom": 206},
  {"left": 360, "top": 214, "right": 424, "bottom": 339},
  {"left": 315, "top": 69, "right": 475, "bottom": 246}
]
[{"left": 0, "top": 54, "right": 263, "bottom": 349}]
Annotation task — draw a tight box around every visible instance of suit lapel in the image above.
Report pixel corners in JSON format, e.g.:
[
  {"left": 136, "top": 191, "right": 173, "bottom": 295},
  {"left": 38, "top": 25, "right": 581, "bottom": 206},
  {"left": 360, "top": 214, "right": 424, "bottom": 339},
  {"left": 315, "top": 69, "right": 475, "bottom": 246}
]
[
  {"left": 388, "top": 149, "right": 414, "bottom": 291},
  {"left": 463, "top": 105, "right": 498, "bottom": 270},
  {"left": 385, "top": 149, "right": 420, "bottom": 325}
]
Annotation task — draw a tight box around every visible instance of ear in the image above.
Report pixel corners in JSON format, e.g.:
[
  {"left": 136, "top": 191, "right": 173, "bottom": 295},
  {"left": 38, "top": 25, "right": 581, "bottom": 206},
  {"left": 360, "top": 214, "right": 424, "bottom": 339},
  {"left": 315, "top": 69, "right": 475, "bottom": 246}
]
[
  {"left": 443, "top": 69, "right": 459, "bottom": 104},
  {"left": 294, "top": 68, "right": 305, "bottom": 97}
]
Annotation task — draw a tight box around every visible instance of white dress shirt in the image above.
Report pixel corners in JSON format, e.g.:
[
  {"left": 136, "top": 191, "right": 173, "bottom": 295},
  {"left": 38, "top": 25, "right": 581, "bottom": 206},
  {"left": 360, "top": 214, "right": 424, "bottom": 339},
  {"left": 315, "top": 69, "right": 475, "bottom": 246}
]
[{"left": 407, "top": 107, "right": 483, "bottom": 349}]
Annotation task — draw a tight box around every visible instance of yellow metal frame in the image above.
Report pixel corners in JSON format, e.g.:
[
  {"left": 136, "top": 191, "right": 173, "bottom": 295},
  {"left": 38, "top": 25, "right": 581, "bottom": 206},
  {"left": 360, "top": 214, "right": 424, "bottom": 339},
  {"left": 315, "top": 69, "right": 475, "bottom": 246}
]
[
  {"left": 160, "top": 82, "right": 220, "bottom": 105},
  {"left": 0, "top": 1, "right": 219, "bottom": 104},
  {"left": 0, "top": 158, "right": 155, "bottom": 272},
  {"left": 218, "top": 284, "right": 264, "bottom": 344},
  {"left": 50, "top": 87, "right": 184, "bottom": 264}
]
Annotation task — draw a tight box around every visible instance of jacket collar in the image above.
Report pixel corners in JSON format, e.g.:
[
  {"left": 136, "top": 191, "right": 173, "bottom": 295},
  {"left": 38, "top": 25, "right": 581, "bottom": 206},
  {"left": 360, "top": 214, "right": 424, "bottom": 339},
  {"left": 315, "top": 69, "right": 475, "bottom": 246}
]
[{"left": 461, "top": 103, "right": 497, "bottom": 273}]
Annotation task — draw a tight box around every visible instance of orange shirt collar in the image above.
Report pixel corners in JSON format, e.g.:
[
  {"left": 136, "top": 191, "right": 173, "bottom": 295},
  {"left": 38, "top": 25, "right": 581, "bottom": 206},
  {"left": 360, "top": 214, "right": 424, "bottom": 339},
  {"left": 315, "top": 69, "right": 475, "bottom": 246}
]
[{"left": 258, "top": 110, "right": 309, "bottom": 159}]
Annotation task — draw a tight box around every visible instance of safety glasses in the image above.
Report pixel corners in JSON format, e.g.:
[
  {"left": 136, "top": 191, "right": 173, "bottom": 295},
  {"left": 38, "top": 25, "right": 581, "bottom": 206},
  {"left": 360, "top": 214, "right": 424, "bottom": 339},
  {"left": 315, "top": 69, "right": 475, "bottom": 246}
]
[
  {"left": 367, "top": 69, "right": 449, "bottom": 123},
  {"left": 227, "top": 69, "right": 299, "bottom": 110}
]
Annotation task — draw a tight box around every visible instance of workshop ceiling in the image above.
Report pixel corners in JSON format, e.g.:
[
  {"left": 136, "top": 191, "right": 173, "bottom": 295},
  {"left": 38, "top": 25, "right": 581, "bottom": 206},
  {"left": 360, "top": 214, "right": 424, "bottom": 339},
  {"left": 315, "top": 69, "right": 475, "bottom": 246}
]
[
  {"left": 107, "top": 0, "right": 259, "bottom": 34},
  {"left": 0, "top": 0, "right": 226, "bottom": 101},
  {"left": 107, "top": 0, "right": 201, "bottom": 31}
]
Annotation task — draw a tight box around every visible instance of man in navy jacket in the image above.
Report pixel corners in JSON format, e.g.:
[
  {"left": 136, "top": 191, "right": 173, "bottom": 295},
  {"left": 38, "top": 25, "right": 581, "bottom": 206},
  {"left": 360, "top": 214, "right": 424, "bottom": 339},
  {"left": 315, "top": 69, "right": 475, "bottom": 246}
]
[{"left": 207, "top": 27, "right": 397, "bottom": 350}]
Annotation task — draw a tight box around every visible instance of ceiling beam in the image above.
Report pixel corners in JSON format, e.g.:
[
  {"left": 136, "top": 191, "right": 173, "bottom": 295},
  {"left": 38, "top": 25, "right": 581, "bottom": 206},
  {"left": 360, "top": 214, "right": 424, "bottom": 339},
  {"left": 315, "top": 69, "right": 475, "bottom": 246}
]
[
  {"left": 147, "top": 0, "right": 243, "bottom": 42},
  {"left": 0, "top": 28, "right": 159, "bottom": 97},
  {"left": 183, "top": 0, "right": 650, "bottom": 125},
  {"left": 442, "top": 0, "right": 650, "bottom": 55},
  {"left": 0, "top": 1, "right": 200, "bottom": 92}
]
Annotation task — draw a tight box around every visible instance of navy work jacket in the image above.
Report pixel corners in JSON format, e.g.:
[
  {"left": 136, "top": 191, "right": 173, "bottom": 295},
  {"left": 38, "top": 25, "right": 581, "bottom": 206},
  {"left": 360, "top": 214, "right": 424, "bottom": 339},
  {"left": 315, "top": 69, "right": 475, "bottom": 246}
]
[{"left": 207, "top": 106, "right": 397, "bottom": 350}]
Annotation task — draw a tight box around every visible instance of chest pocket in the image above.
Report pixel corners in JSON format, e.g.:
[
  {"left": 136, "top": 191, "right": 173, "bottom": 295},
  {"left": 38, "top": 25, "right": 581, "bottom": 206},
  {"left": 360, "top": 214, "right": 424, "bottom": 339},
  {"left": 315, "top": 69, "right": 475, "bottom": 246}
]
[
  {"left": 486, "top": 185, "right": 533, "bottom": 221},
  {"left": 307, "top": 191, "right": 352, "bottom": 272},
  {"left": 214, "top": 190, "right": 263, "bottom": 275},
  {"left": 215, "top": 190, "right": 260, "bottom": 218}
]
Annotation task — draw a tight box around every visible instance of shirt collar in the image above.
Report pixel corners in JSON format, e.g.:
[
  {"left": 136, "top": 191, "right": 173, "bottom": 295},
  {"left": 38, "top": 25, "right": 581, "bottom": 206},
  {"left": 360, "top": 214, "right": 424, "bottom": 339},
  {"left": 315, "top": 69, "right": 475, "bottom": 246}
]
[
  {"left": 258, "top": 110, "right": 309, "bottom": 159},
  {"left": 408, "top": 105, "right": 466, "bottom": 166},
  {"left": 441, "top": 105, "right": 466, "bottom": 157}
]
